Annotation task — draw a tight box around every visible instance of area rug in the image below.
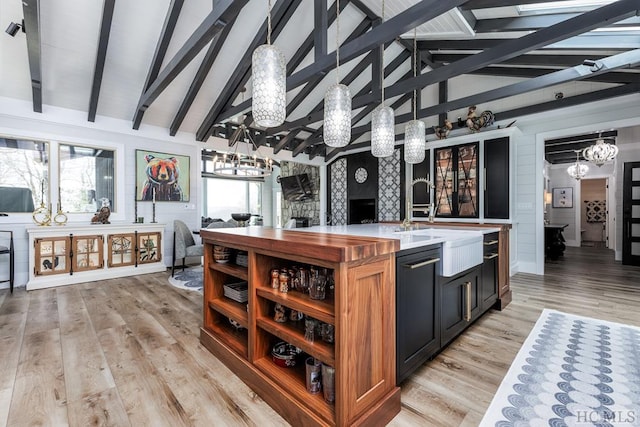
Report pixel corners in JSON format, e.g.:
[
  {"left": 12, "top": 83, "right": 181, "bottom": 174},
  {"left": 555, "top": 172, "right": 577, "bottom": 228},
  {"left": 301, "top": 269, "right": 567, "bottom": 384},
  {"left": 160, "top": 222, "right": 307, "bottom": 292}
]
[
  {"left": 480, "top": 309, "right": 640, "bottom": 426},
  {"left": 168, "top": 266, "right": 203, "bottom": 292}
]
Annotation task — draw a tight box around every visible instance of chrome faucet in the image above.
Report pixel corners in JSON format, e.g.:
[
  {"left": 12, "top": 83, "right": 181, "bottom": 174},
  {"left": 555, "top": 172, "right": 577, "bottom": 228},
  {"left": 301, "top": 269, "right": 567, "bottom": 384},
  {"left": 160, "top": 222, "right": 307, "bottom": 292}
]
[{"left": 402, "top": 177, "right": 436, "bottom": 230}]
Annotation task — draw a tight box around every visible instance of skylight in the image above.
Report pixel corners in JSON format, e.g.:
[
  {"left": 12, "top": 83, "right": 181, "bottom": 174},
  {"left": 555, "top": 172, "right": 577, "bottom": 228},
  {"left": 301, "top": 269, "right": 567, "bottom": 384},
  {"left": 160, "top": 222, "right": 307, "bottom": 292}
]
[{"left": 519, "top": 0, "right": 615, "bottom": 12}]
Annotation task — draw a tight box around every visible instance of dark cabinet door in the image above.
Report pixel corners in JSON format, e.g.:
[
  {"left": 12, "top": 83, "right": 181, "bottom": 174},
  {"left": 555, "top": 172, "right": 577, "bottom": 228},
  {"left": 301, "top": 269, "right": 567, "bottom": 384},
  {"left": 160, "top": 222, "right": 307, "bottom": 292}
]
[
  {"left": 396, "top": 247, "right": 440, "bottom": 383},
  {"left": 481, "top": 233, "right": 499, "bottom": 311},
  {"left": 434, "top": 142, "right": 479, "bottom": 218},
  {"left": 484, "top": 137, "right": 510, "bottom": 219},
  {"left": 440, "top": 267, "right": 480, "bottom": 346}
]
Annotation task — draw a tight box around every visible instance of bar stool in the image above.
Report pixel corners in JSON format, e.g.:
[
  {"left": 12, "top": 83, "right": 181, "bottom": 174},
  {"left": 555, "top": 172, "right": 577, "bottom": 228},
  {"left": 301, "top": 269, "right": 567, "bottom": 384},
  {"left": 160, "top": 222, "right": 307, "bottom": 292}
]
[{"left": 0, "top": 230, "right": 14, "bottom": 293}]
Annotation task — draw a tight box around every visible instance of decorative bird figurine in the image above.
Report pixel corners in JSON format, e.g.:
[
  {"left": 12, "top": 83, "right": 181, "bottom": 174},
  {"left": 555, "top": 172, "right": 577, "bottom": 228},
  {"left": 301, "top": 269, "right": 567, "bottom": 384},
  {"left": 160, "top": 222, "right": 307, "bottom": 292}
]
[
  {"left": 465, "top": 105, "right": 494, "bottom": 133},
  {"left": 434, "top": 119, "right": 453, "bottom": 139}
]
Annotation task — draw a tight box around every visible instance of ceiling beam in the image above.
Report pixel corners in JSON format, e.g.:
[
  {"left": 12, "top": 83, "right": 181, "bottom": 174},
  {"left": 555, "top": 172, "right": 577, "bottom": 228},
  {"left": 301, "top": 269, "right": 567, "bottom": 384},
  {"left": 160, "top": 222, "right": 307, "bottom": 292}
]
[
  {"left": 546, "top": 130, "right": 617, "bottom": 147},
  {"left": 431, "top": 52, "right": 607, "bottom": 67},
  {"left": 273, "top": 129, "right": 302, "bottom": 154},
  {"left": 384, "top": 48, "right": 640, "bottom": 128},
  {"left": 169, "top": 17, "right": 237, "bottom": 136},
  {"left": 418, "top": 34, "right": 639, "bottom": 51},
  {"left": 88, "top": 0, "right": 116, "bottom": 122},
  {"left": 461, "top": 0, "right": 575, "bottom": 10},
  {"left": 286, "top": 17, "right": 372, "bottom": 117},
  {"left": 470, "top": 67, "right": 640, "bottom": 85},
  {"left": 314, "top": 0, "right": 328, "bottom": 61},
  {"left": 474, "top": 13, "right": 580, "bottom": 32},
  {"left": 132, "top": 0, "right": 184, "bottom": 129},
  {"left": 131, "top": 0, "right": 248, "bottom": 127},
  {"left": 196, "top": 0, "right": 301, "bottom": 141},
  {"left": 22, "top": 0, "right": 42, "bottom": 113},
  {"left": 216, "top": 0, "right": 471, "bottom": 123},
  {"left": 376, "top": 0, "right": 640, "bottom": 107}
]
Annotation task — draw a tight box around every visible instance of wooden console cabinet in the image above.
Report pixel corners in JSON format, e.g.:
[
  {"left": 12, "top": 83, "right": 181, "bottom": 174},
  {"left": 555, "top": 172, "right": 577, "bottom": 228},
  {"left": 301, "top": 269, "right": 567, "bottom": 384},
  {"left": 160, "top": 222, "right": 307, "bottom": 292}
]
[
  {"left": 27, "top": 223, "right": 165, "bottom": 290},
  {"left": 200, "top": 227, "right": 401, "bottom": 427}
]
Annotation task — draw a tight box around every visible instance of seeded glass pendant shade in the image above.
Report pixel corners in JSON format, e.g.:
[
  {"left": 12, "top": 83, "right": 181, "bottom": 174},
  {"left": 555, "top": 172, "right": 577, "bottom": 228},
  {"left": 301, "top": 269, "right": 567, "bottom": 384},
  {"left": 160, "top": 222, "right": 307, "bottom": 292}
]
[
  {"left": 252, "top": 44, "right": 286, "bottom": 128},
  {"left": 324, "top": 83, "right": 352, "bottom": 147},
  {"left": 404, "top": 119, "right": 425, "bottom": 164},
  {"left": 371, "top": 105, "right": 395, "bottom": 158},
  {"left": 582, "top": 138, "right": 618, "bottom": 166}
]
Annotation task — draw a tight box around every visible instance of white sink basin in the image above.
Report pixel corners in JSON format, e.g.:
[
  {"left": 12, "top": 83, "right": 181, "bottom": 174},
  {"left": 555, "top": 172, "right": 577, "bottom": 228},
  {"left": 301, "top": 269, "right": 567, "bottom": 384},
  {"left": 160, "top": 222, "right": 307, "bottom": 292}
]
[{"left": 394, "top": 228, "right": 483, "bottom": 276}]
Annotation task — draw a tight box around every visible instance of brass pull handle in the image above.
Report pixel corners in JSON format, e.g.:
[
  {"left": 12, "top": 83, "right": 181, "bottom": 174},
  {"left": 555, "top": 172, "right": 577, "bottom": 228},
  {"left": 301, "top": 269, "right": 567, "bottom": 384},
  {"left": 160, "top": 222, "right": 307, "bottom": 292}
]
[
  {"left": 483, "top": 240, "right": 499, "bottom": 245},
  {"left": 484, "top": 253, "right": 499, "bottom": 260},
  {"left": 464, "top": 281, "right": 472, "bottom": 322},
  {"left": 403, "top": 257, "right": 440, "bottom": 269}
]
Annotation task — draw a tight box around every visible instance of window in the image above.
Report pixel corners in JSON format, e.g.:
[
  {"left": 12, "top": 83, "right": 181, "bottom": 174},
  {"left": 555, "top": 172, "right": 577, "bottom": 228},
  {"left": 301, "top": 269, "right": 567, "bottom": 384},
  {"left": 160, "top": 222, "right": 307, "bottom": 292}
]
[
  {"left": 0, "top": 137, "right": 49, "bottom": 212},
  {"left": 202, "top": 177, "right": 262, "bottom": 220},
  {"left": 59, "top": 144, "right": 116, "bottom": 213}
]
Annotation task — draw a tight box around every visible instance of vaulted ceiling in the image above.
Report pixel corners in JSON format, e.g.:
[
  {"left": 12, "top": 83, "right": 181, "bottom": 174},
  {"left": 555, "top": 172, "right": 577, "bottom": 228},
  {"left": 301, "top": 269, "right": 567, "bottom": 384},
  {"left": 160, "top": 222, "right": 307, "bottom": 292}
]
[{"left": 2, "top": 0, "right": 639, "bottom": 161}]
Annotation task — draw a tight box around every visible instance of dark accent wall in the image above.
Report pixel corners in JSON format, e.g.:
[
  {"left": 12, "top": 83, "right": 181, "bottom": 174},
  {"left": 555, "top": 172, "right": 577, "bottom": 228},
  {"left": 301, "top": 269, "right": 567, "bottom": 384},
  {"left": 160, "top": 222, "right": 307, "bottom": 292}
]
[{"left": 347, "top": 151, "right": 378, "bottom": 200}]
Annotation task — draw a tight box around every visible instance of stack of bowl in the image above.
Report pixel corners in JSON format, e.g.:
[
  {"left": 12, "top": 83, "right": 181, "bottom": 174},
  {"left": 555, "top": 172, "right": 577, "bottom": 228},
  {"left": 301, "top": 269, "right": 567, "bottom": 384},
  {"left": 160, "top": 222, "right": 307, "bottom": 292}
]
[{"left": 213, "top": 245, "right": 232, "bottom": 263}]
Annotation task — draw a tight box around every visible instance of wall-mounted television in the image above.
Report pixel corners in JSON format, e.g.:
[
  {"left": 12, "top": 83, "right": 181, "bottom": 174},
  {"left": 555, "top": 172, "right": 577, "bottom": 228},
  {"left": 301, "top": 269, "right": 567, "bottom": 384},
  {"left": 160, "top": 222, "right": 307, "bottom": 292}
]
[{"left": 280, "top": 173, "right": 313, "bottom": 201}]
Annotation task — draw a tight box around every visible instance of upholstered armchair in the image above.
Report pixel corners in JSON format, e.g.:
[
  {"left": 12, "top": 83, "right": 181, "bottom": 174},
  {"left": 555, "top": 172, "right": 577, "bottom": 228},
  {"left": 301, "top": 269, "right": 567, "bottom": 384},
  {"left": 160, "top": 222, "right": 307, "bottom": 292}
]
[
  {"left": 0, "top": 230, "right": 14, "bottom": 293},
  {"left": 172, "top": 220, "right": 203, "bottom": 277}
]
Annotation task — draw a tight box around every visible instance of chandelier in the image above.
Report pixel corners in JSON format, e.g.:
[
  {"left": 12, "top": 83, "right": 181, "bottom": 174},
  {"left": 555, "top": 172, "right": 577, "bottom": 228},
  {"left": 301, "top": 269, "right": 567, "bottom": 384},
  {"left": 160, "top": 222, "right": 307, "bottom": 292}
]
[
  {"left": 212, "top": 124, "right": 273, "bottom": 178},
  {"left": 371, "top": 0, "right": 395, "bottom": 158},
  {"left": 323, "top": 0, "right": 351, "bottom": 148},
  {"left": 582, "top": 136, "right": 618, "bottom": 166},
  {"left": 404, "top": 30, "right": 425, "bottom": 164},
  {"left": 252, "top": 0, "right": 286, "bottom": 128},
  {"left": 567, "top": 150, "right": 588, "bottom": 181}
]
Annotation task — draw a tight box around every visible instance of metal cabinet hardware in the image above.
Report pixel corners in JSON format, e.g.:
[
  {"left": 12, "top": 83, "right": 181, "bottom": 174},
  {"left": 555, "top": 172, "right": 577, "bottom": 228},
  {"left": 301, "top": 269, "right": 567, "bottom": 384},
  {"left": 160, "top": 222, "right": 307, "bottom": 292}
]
[{"left": 403, "top": 257, "right": 440, "bottom": 269}]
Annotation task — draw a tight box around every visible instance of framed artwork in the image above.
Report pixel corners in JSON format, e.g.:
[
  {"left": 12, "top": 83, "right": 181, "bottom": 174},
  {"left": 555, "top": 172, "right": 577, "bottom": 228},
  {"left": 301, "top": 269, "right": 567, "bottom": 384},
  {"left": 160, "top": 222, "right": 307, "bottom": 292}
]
[
  {"left": 552, "top": 187, "right": 573, "bottom": 208},
  {"left": 135, "top": 150, "right": 190, "bottom": 202}
]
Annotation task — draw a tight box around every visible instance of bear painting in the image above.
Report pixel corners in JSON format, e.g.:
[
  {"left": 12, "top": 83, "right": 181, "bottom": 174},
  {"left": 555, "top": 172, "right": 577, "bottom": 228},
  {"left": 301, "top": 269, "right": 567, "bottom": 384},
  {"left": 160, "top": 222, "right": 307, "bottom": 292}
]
[{"left": 140, "top": 154, "right": 184, "bottom": 201}]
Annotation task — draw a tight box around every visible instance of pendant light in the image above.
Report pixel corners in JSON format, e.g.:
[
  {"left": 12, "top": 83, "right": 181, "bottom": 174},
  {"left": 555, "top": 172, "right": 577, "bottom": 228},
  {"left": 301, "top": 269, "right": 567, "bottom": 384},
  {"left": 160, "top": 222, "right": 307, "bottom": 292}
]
[
  {"left": 371, "top": 0, "right": 394, "bottom": 158},
  {"left": 567, "top": 150, "right": 589, "bottom": 180},
  {"left": 252, "top": 0, "right": 286, "bottom": 128},
  {"left": 582, "top": 133, "right": 618, "bottom": 166},
  {"left": 323, "top": 0, "right": 351, "bottom": 148},
  {"left": 404, "top": 30, "right": 425, "bottom": 164}
]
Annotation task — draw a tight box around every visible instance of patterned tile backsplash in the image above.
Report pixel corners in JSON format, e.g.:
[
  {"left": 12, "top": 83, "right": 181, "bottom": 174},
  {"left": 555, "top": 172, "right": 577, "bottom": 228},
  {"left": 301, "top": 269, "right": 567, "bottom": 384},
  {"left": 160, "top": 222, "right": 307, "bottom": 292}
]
[{"left": 330, "top": 158, "right": 347, "bottom": 225}]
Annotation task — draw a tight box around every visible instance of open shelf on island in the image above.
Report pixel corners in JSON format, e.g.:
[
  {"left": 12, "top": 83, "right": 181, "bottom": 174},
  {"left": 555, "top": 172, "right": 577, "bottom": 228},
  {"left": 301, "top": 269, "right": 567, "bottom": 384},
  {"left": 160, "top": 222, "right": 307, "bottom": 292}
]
[
  {"left": 204, "top": 319, "right": 248, "bottom": 359},
  {"left": 208, "top": 298, "right": 248, "bottom": 328},
  {"left": 257, "top": 317, "right": 335, "bottom": 366},
  {"left": 254, "top": 357, "right": 335, "bottom": 424},
  {"left": 256, "top": 288, "right": 334, "bottom": 325},
  {"left": 209, "top": 262, "right": 248, "bottom": 281}
]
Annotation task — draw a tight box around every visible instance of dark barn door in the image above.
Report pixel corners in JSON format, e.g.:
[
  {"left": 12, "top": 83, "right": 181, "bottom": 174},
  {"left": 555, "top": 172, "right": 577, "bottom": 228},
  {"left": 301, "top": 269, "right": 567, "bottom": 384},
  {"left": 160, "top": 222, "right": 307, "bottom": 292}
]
[{"left": 622, "top": 162, "right": 640, "bottom": 266}]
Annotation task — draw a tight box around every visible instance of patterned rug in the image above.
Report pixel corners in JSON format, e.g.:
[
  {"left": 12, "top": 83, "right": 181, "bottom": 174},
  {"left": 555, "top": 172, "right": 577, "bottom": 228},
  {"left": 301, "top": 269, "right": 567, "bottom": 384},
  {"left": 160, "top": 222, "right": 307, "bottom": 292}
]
[
  {"left": 168, "top": 266, "right": 203, "bottom": 292},
  {"left": 480, "top": 309, "right": 640, "bottom": 426}
]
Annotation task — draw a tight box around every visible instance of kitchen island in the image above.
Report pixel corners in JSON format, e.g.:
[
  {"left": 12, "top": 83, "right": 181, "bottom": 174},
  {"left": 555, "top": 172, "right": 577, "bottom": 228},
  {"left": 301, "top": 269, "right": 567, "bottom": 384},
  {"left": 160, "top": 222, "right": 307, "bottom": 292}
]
[{"left": 199, "top": 224, "right": 510, "bottom": 426}]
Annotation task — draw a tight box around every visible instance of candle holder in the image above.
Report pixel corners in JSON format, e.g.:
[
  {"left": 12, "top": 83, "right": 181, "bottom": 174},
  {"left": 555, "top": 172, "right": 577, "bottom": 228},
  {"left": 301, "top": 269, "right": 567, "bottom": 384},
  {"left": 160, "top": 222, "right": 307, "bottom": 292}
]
[
  {"left": 151, "top": 199, "right": 157, "bottom": 223},
  {"left": 53, "top": 201, "right": 68, "bottom": 226}
]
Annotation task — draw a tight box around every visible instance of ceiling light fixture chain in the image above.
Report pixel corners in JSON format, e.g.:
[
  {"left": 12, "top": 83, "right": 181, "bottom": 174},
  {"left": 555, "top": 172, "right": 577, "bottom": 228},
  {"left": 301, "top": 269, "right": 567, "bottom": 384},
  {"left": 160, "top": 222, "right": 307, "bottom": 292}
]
[
  {"left": 403, "top": 27, "right": 425, "bottom": 164},
  {"left": 371, "top": 0, "right": 395, "bottom": 158},
  {"left": 252, "top": 0, "right": 286, "bottom": 128},
  {"left": 323, "top": 0, "right": 352, "bottom": 148},
  {"left": 212, "top": 124, "right": 273, "bottom": 178}
]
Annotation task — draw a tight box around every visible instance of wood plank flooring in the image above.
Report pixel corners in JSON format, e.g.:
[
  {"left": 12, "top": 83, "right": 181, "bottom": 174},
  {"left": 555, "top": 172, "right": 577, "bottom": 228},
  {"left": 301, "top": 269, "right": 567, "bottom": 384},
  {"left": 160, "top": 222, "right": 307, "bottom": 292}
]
[{"left": 0, "top": 246, "right": 638, "bottom": 426}]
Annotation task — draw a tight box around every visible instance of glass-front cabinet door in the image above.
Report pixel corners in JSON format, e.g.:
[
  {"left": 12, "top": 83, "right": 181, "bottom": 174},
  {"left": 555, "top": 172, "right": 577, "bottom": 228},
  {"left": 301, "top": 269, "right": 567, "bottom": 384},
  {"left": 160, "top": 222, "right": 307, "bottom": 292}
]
[
  {"left": 108, "top": 233, "right": 135, "bottom": 267},
  {"left": 138, "top": 232, "right": 162, "bottom": 264},
  {"left": 74, "top": 235, "right": 104, "bottom": 272},
  {"left": 34, "top": 237, "right": 70, "bottom": 276},
  {"left": 434, "top": 142, "right": 478, "bottom": 218}
]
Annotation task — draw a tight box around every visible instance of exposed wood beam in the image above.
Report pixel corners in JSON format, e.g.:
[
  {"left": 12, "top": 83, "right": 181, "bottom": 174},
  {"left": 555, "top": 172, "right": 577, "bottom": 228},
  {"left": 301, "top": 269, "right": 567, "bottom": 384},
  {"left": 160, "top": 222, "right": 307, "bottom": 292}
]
[
  {"left": 432, "top": 52, "right": 607, "bottom": 67},
  {"left": 133, "top": 0, "right": 184, "bottom": 129},
  {"left": 474, "top": 13, "right": 579, "bottom": 33},
  {"left": 196, "top": 0, "right": 301, "bottom": 141},
  {"left": 286, "top": 17, "right": 372, "bottom": 117},
  {"left": 314, "top": 0, "right": 328, "bottom": 61},
  {"left": 169, "top": 17, "right": 237, "bottom": 136},
  {"left": 273, "top": 129, "right": 302, "bottom": 154},
  {"left": 419, "top": 35, "right": 638, "bottom": 51},
  {"left": 470, "top": 67, "right": 640, "bottom": 85},
  {"left": 132, "top": 0, "right": 248, "bottom": 127},
  {"left": 384, "top": 48, "right": 640, "bottom": 127},
  {"left": 377, "top": 0, "right": 640, "bottom": 107},
  {"left": 350, "top": 0, "right": 377, "bottom": 20},
  {"left": 496, "top": 83, "right": 640, "bottom": 122},
  {"left": 438, "top": 80, "right": 447, "bottom": 125},
  {"left": 461, "top": 0, "right": 575, "bottom": 10},
  {"left": 290, "top": 49, "right": 409, "bottom": 157},
  {"left": 546, "top": 130, "right": 617, "bottom": 147},
  {"left": 217, "top": 0, "right": 470, "bottom": 123},
  {"left": 88, "top": 0, "right": 116, "bottom": 122},
  {"left": 22, "top": 0, "right": 42, "bottom": 113}
]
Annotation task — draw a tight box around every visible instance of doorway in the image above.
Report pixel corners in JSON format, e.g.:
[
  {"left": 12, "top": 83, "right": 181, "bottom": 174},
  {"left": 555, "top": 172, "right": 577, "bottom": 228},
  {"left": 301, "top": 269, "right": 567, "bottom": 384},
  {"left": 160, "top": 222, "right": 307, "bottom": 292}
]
[
  {"left": 580, "top": 178, "right": 608, "bottom": 248},
  {"left": 622, "top": 162, "right": 640, "bottom": 265}
]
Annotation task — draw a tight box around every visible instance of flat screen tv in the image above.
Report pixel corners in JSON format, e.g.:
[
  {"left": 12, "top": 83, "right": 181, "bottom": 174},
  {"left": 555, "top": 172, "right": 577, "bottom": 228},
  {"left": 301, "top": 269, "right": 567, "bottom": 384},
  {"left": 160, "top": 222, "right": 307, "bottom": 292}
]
[{"left": 280, "top": 173, "right": 313, "bottom": 201}]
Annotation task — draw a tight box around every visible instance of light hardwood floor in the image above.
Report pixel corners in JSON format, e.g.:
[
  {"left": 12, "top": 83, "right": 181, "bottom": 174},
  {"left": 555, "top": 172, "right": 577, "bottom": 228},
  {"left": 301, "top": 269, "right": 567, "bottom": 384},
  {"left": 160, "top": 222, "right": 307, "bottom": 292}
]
[{"left": 0, "top": 246, "right": 638, "bottom": 426}]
